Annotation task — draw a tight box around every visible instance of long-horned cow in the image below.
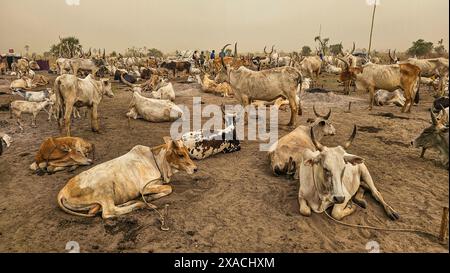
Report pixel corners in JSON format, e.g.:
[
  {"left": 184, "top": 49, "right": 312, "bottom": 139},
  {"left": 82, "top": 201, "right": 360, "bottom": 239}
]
[
  {"left": 298, "top": 126, "right": 400, "bottom": 220},
  {"left": 219, "top": 44, "right": 303, "bottom": 126},
  {"left": 268, "top": 106, "right": 336, "bottom": 178},
  {"left": 339, "top": 58, "right": 421, "bottom": 112}
]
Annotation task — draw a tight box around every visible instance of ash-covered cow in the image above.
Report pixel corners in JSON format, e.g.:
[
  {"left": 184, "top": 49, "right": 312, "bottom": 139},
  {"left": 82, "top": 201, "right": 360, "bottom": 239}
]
[
  {"left": 57, "top": 137, "right": 197, "bottom": 218},
  {"left": 268, "top": 106, "right": 335, "bottom": 178},
  {"left": 374, "top": 89, "right": 406, "bottom": 107},
  {"left": 54, "top": 74, "right": 114, "bottom": 136},
  {"left": 299, "top": 126, "right": 400, "bottom": 220},
  {"left": 181, "top": 105, "right": 241, "bottom": 160},
  {"left": 30, "top": 137, "right": 95, "bottom": 175},
  {"left": 411, "top": 110, "right": 449, "bottom": 169},
  {"left": 126, "top": 91, "right": 183, "bottom": 122}
]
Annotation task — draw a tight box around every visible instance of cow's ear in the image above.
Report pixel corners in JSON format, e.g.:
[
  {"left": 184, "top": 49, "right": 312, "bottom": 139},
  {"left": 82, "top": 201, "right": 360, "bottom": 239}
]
[{"left": 344, "top": 154, "right": 364, "bottom": 165}]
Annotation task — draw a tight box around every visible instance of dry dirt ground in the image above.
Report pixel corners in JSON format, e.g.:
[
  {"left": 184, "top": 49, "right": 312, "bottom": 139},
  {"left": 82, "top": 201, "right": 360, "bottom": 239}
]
[{"left": 0, "top": 71, "right": 448, "bottom": 253}]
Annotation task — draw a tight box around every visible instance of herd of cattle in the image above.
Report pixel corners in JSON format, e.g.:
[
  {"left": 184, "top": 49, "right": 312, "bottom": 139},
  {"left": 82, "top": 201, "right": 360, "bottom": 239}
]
[{"left": 0, "top": 42, "right": 449, "bottom": 223}]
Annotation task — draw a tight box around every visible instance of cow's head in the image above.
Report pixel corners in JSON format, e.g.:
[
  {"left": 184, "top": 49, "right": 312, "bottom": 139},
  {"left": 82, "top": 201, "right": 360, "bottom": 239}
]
[
  {"left": 100, "top": 78, "right": 114, "bottom": 98},
  {"left": 411, "top": 110, "right": 449, "bottom": 151},
  {"left": 338, "top": 58, "right": 363, "bottom": 82},
  {"left": 163, "top": 137, "right": 198, "bottom": 175},
  {"left": 304, "top": 125, "right": 363, "bottom": 204},
  {"left": 307, "top": 105, "right": 336, "bottom": 137}
]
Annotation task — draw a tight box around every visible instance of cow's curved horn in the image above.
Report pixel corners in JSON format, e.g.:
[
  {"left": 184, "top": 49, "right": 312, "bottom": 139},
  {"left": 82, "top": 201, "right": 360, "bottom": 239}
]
[
  {"left": 120, "top": 73, "right": 134, "bottom": 87},
  {"left": 430, "top": 109, "right": 438, "bottom": 125},
  {"left": 221, "top": 44, "right": 231, "bottom": 54},
  {"left": 264, "top": 46, "right": 268, "bottom": 55},
  {"left": 343, "top": 125, "right": 357, "bottom": 149},
  {"left": 103, "top": 49, "right": 106, "bottom": 59},
  {"left": 310, "top": 127, "right": 324, "bottom": 151},
  {"left": 393, "top": 49, "right": 397, "bottom": 61},
  {"left": 234, "top": 42, "right": 238, "bottom": 58},
  {"left": 337, "top": 57, "right": 350, "bottom": 69},
  {"left": 351, "top": 42, "right": 355, "bottom": 54},
  {"left": 270, "top": 45, "right": 275, "bottom": 55},
  {"left": 313, "top": 105, "right": 332, "bottom": 120}
]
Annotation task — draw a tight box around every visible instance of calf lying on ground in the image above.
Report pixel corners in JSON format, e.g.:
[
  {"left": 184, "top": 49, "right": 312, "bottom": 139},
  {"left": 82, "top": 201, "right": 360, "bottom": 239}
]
[
  {"left": 0, "top": 134, "right": 12, "bottom": 156},
  {"left": 411, "top": 110, "right": 449, "bottom": 169},
  {"left": 10, "top": 77, "right": 36, "bottom": 90},
  {"left": 374, "top": 89, "right": 405, "bottom": 107},
  {"left": 30, "top": 137, "right": 94, "bottom": 175},
  {"left": 149, "top": 79, "right": 175, "bottom": 101},
  {"left": 181, "top": 105, "right": 240, "bottom": 160},
  {"left": 57, "top": 137, "right": 197, "bottom": 218},
  {"left": 10, "top": 99, "right": 53, "bottom": 131},
  {"left": 126, "top": 91, "right": 183, "bottom": 122},
  {"left": 299, "top": 126, "right": 400, "bottom": 220},
  {"left": 200, "top": 73, "right": 233, "bottom": 97}
]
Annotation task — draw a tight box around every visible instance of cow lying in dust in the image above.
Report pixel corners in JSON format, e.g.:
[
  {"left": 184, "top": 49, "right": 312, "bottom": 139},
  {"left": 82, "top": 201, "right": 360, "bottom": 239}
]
[
  {"left": 299, "top": 126, "right": 400, "bottom": 220},
  {"left": 181, "top": 106, "right": 240, "bottom": 160},
  {"left": 57, "top": 137, "right": 198, "bottom": 218},
  {"left": 268, "top": 106, "right": 336, "bottom": 178},
  {"left": 411, "top": 110, "right": 449, "bottom": 169},
  {"left": 30, "top": 137, "right": 95, "bottom": 175},
  {"left": 374, "top": 89, "right": 406, "bottom": 107},
  {"left": 148, "top": 79, "right": 176, "bottom": 101},
  {"left": 126, "top": 91, "right": 183, "bottom": 122}
]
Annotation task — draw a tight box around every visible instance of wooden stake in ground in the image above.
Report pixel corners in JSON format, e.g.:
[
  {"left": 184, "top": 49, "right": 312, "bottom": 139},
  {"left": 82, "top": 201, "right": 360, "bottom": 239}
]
[
  {"left": 439, "top": 207, "right": 449, "bottom": 244},
  {"left": 345, "top": 102, "right": 352, "bottom": 113}
]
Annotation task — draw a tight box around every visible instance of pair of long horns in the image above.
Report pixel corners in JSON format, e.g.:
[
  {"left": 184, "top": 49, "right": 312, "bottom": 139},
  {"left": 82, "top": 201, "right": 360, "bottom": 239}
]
[
  {"left": 311, "top": 125, "right": 357, "bottom": 151},
  {"left": 264, "top": 45, "right": 275, "bottom": 55},
  {"left": 313, "top": 105, "right": 331, "bottom": 120},
  {"left": 388, "top": 49, "right": 397, "bottom": 63}
]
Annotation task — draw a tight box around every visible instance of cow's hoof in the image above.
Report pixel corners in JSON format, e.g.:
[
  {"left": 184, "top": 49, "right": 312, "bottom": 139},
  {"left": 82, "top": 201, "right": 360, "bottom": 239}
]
[
  {"left": 353, "top": 198, "right": 367, "bottom": 209},
  {"left": 35, "top": 169, "right": 46, "bottom": 176},
  {"left": 386, "top": 207, "right": 400, "bottom": 221}
]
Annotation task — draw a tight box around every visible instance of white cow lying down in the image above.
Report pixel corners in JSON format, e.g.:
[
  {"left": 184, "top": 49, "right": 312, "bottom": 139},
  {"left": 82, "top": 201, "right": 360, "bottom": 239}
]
[
  {"left": 298, "top": 126, "right": 400, "bottom": 220},
  {"left": 57, "top": 138, "right": 198, "bottom": 218},
  {"left": 374, "top": 89, "right": 406, "bottom": 107},
  {"left": 126, "top": 91, "right": 183, "bottom": 122}
]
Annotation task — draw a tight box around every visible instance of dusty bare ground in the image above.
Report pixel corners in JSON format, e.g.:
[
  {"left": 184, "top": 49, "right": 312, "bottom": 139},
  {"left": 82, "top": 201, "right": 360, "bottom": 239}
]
[{"left": 0, "top": 72, "right": 448, "bottom": 253}]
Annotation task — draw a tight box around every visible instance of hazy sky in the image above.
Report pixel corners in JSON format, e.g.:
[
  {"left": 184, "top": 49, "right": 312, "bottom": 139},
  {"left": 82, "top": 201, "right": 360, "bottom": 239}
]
[{"left": 0, "top": 0, "right": 448, "bottom": 54}]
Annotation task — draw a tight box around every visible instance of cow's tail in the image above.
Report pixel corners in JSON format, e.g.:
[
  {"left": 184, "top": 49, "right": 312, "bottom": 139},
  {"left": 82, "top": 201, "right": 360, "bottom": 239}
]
[
  {"left": 57, "top": 190, "right": 96, "bottom": 218},
  {"left": 414, "top": 74, "right": 421, "bottom": 105}
]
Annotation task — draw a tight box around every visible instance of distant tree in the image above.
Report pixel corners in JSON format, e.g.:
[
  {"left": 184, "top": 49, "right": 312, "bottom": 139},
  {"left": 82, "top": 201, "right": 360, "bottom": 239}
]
[
  {"left": 301, "top": 46, "right": 312, "bottom": 56},
  {"left": 329, "top": 43, "right": 343, "bottom": 56},
  {"left": 314, "top": 36, "right": 329, "bottom": 55},
  {"left": 50, "top": 36, "right": 82, "bottom": 58},
  {"left": 110, "top": 51, "right": 118, "bottom": 57},
  {"left": 225, "top": 48, "right": 232, "bottom": 57},
  {"left": 147, "top": 48, "right": 164, "bottom": 58},
  {"left": 434, "top": 38, "right": 447, "bottom": 56},
  {"left": 407, "top": 39, "right": 434, "bottom": 57}
]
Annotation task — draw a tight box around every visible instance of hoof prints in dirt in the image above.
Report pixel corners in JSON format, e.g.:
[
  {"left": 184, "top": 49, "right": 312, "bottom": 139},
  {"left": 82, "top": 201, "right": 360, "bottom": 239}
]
[
  {"left": 370, "top": 112, "right": 410, "bottom": 120},
  {"left": 375, "top": 136, "right": 409, "bottom": 148},
  {"left": 104, "top": 218, "right": 142, "bottom": 250},
  {"left": 358, "top": 126, "right": 383, "bottom": 133}
]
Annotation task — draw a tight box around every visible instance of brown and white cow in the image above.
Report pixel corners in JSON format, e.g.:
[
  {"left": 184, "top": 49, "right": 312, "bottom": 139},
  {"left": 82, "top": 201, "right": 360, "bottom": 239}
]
[
  {"left": 30, "top": 137, "right": 94, "bottom": 175},
  {"left": 57, "top": 137, "right": 197, "bottom": 218},
  {"left": 299, "top": 126, "right": 400, "bottom": 220},
  {"left": 268, "top": 106, "right": 336, "bottom": 178}
]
